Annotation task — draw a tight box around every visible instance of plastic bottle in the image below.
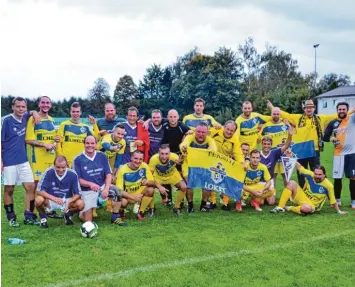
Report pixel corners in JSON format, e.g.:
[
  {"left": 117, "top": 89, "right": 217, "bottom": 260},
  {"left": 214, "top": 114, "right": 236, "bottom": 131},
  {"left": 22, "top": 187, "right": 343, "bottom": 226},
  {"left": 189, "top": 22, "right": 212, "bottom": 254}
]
[
  {"left": 8, "top": 238, "right": 26, "bottom": 245},
  {"left": 133, "top": 202, "right": 140, "bottom": 214}
]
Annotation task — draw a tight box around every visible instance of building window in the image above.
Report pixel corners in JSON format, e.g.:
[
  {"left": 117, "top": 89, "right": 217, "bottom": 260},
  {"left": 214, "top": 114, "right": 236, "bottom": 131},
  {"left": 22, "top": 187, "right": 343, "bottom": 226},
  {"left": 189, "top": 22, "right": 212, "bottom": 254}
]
[{"left": 323, "top": 100, "right": 327, "bottom": 108}]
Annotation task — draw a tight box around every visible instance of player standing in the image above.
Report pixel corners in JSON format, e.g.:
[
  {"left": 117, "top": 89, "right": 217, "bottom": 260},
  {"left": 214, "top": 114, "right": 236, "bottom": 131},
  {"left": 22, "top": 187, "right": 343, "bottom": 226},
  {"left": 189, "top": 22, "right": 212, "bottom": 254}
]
[
  {"left": 323, "top": 102, "right": 355, "bottom": 209},
  {"left": 235, "top": 101, "right": 271, "bottom": 151},
  {"left": 56, "top": 102, "right": 99, "bottom": 167},
  {"left": 259, "top": 107, "right": 289, "bottom": 187},
  {"left": 180, "top": 122, "right": 217, "bottom": 212},
  {"left": 2, "top": 97, "right": 40, "bottom": 227}
]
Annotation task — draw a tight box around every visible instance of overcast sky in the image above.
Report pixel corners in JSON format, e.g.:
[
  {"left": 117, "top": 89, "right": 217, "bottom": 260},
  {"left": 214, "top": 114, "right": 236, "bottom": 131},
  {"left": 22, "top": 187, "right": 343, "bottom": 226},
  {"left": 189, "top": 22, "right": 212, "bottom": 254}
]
[{"left": 2, "top": 0, "right": 355, "bottom": 100}]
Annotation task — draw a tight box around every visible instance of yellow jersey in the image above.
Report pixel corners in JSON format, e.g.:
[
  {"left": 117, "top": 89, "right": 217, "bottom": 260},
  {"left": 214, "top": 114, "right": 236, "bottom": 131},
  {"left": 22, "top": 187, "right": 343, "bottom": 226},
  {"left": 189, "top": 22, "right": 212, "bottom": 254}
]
[
  {"left": 180, "top": 134, "right": 217, "bottom": 152},
  {"left": 98, "top": 134, "right": 126, "bottom": 169},
  {"left": 56, "top": 120, "right": 99, "bottom": 165},
  {"left": 210, "top": 128, "right": 239, "bottom": 159},
  {"left": 149, "top": 153, "right": 179, "bottom": 178},
  {"left": 235, "top": 112, "right": 271, "bottom": 150},
  {"left": 258, "top": 120, "right": 289, "bottom": 149},
  {"left": 25, "top": 116, "right": 56, "bottom": 179},
  {"left": 116, "top": 162, "right": 154, "bottom": 193},
  {"left": 244, "top": 162, "right": 271, "bottom": 185},
  {"left": 279, "top": 111, "right": 336, "bottom": 151},
  {"left": 183, "top": 113, "right": 219, "bottom": 130},
  {"left": 299, "top": 167, "right": 336, "bottom": 211}
]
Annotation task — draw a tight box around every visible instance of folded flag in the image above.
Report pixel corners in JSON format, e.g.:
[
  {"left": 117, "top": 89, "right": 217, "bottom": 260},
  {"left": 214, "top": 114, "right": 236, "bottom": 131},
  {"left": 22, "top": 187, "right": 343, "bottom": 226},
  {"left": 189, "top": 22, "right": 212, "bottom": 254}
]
[{"left": 186, "top": 148, "right": 246, "bottom": 200}]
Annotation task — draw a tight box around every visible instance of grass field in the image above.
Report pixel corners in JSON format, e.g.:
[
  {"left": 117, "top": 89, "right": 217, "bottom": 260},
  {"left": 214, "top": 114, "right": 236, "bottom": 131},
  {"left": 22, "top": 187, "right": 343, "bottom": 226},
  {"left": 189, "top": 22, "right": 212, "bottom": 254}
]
[{"left": 2, "top": 143, "right": 355, "bottom": 287}]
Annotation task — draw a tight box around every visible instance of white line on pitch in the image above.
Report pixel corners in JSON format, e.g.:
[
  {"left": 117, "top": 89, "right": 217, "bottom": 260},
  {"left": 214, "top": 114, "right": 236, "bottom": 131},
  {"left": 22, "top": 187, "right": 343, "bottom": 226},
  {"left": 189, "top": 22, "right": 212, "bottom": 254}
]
[{"left": 46, "top": 230, "right": 354, "bottom": 287}]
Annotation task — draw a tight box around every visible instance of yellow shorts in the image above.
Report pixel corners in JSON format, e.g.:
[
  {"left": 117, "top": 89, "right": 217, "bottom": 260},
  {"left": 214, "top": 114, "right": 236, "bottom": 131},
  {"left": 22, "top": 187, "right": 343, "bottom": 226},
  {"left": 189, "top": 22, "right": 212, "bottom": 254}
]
[
  {"left": 243, "top": 183, "right": 275, "bottom": 199},
  {"left": 127, "top": 186, "right": 146, "bottom": 196},
  {"left": 292, "top": 186, "right": 315, "bottom": 210},
  {"left": 154, "top": 171, "right": 183, "bottom": 186},
  {"left": 31, "top": 161, "right": 54, "bottom": 181},
  {"left": 274, "top": 162, "right": 285, "bottom": 174}
]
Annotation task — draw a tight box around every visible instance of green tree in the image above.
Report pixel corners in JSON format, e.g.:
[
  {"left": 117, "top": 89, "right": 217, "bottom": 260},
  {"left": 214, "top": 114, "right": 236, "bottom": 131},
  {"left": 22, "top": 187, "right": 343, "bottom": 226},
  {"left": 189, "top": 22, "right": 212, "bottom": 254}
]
[
  {"left": 113, "top": 75, "right": 139, "bottom": 115},
  {"left": 87, "top": 78, "right": 111, "bottom": 116}
]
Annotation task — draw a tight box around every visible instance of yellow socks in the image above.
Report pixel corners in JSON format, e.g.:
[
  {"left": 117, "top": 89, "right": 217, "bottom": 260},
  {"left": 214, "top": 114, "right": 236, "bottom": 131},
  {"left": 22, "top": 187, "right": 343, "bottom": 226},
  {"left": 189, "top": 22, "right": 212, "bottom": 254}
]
[
  {"left": 139, "top": 196, "right": 153, "bottom": 213},
  {"left": 223, "top": 195, "right": 230, "bottom": 205},
  {"left": 278, "top": 188, "right": 292, "bottom": 208},
  {"left": 210, "top": 191, "right": 217, "bottom": 204},
  {"left": 106, "top": 199, "right": 113, "bottom": 212},
  {"left": 175, "top": 190, "right": 186, "bottom": 208}
]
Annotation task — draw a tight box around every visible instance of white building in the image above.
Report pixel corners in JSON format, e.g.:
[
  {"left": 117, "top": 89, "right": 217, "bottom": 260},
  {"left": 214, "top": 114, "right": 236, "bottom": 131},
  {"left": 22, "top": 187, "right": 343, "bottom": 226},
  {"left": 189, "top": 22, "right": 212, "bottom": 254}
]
[{"left": 316, "top": 85, "right": 355, "bottom": 114}]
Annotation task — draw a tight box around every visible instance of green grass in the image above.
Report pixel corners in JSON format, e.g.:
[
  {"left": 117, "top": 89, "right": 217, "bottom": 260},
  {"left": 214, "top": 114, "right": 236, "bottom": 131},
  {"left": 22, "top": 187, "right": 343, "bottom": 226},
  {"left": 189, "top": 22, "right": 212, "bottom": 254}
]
[{"left": 2, "top": 143, "right": 355, "bottom": 287}]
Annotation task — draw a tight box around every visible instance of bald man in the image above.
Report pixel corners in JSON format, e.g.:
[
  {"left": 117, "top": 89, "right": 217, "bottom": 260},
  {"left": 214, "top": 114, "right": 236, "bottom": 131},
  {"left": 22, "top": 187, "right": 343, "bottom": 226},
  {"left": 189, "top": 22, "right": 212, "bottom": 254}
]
[
  {"left": 160, "top": 110, "right": 192, "bottom": 205},
  {"left": 259, "top": 107, "right": 289, "bottom": 187}
]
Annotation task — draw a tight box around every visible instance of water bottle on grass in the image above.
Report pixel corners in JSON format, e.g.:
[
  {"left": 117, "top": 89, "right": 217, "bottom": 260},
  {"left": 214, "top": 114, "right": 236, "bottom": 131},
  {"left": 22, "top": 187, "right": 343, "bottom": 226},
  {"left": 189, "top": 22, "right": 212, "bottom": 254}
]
[{"left": 8, "top": 238, "right": 26, "bottom": 245}]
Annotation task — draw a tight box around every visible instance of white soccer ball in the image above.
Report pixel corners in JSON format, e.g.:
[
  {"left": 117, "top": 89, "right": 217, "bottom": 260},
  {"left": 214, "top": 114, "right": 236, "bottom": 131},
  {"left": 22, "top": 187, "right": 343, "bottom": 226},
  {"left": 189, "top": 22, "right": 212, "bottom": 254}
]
[{"left": 80, "top": 221, "right": 98, "bottom": 238}]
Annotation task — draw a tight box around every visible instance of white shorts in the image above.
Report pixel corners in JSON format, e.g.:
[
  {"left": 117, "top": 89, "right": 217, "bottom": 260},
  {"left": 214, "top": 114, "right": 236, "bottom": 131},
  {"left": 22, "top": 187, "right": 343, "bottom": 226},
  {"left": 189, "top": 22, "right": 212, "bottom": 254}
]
[
  {"left": 332, "top": 155, "right": 344, "bottom": 179},
  {"left": 80, "top": 190, "right": 98, "bottom": 213},
  {"left": 3, "top": 162, "right": 34, "bottom": 185},
  {"left": 46, "top": 199, "right": 65, "bottom": 213}
]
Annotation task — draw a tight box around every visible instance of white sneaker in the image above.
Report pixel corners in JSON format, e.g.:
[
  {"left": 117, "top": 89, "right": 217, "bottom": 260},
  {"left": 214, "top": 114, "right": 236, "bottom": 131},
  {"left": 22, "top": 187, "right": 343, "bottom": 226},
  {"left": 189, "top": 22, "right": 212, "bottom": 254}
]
[
  {"left": 336, "top": 200, "right": 342, "bottom": 207},
  {"left": 241, "top": 200, "right": 246, "bottom": 207},
  {"left": 351, "top": 201, "right": 355, "bottom": 210},
  {"left": 269, "top": 206, "right": 285, "bottom": 213}
]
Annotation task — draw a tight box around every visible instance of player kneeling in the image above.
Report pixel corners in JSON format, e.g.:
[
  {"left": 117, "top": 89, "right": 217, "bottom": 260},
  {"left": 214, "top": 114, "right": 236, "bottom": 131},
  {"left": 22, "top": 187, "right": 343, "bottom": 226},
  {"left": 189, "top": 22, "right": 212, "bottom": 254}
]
[
  {"left": 36, "top": 155, "right": 84, "bottom": 228},
  {"left": 149, "top": 144, "right": 187, "bottom": 216},
  {"left": 241, "top": 150, "right": 274, "bottom": 212},
  {"left": 116, "top": 150, "right": 155, "bottom": 220},
  {"left": 270, "top": 162, "right": 347, "bottom": 215}
]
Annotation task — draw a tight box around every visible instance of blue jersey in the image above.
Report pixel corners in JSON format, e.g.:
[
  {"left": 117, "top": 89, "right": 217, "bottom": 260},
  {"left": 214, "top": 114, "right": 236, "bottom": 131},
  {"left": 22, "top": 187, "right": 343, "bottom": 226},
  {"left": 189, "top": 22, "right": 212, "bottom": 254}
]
[
  {"left": 148, "top": 123, "right": 164, "bottom": 157},
  {"left": 97, "top": 116, "right": 125, "bottom": 132},
  {"left": 1, "top": 113, "right": 30, "bottom": 167},
  {"left": 73, "top": 151, "right": 112, "bottom": 191},
  {"left": 121, "top": 122, "right": 138, "bottom": 164},
  {"left": 260, "top": 148, "right": 282, "bottom": 178},
  {"left": 37, "top": 167, "right": 81, "bottom": 199}
]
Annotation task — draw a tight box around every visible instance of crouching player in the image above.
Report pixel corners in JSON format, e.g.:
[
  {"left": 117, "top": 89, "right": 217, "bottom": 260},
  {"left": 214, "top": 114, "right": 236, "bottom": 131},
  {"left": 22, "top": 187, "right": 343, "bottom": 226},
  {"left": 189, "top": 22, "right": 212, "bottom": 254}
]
[
  {"left": 241, "top": 150, "right": 274, "bottom": 212},
  {"left": 270, "top": 162, "right": 347, "bottom": 215},
  {"left": 149, "top": 144, "right": 187, "bottom": 216},
  {"left": 116, "top": 150, "right": 155, "bottom": 220},
  {"left": 35, "top": 155, "right": 84, "bottom": 228},
  {"left": 73, "top": 136, "right": 126, "bottom": 225}
]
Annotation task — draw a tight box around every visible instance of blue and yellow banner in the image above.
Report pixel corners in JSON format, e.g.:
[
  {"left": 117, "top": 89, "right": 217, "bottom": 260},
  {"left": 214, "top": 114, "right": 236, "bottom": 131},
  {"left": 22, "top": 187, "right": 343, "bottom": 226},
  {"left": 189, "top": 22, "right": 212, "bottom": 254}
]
[
  {"left": 187, "top": 148, "right": 246, "bottom": 200},
  {"left": 288, "top": 127, "right": 316, "bottom": 159}
]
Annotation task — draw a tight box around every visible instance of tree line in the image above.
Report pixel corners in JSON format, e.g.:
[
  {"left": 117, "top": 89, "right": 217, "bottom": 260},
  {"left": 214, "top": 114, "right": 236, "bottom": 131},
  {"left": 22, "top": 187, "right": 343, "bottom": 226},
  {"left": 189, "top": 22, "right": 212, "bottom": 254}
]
[{"left": 2, "top": 38, "right": 352, "bottom": 122}]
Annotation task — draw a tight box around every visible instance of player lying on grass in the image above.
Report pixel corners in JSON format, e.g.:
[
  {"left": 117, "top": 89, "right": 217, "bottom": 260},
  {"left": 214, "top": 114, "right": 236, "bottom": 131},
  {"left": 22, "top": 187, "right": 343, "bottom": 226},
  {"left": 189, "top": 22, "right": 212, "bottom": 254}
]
[
  {"left": 149, "top": 144, "right": 187, "bottom": 216},
  {"left": 116, "top": 150, "right": 156, "bottom": 221},
  {"left": 73, "top": 136, "right": 127, "bottom": 226},
  {"left": 270, "top": 161, "right": 347, "bottom": 215},
  {"left": 36, "top": 155, "right": 84, "bottom": 228},
  {"left": 240, "top": 149, "right": 274, "bottom": 212}
]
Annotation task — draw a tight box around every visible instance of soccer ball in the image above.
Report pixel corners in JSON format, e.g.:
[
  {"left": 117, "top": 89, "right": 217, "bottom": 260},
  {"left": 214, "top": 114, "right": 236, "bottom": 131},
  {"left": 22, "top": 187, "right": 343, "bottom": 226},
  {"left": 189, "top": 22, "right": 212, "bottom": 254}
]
[{"left": 80, "top": 221, "right": 98, "bottom": 238}]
